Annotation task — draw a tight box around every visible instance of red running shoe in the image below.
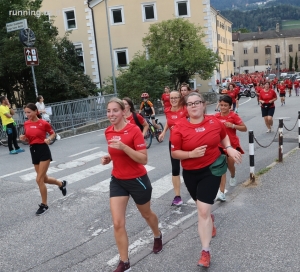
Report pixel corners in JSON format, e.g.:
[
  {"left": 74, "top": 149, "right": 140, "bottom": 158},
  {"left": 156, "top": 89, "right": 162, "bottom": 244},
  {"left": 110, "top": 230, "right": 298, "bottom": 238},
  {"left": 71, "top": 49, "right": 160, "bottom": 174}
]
[
  {"left": 113, "top": 260, "right": 131, "bottom": 272},
  {"left": 153, "top": 231, "right": 163, "bottom": 254},
  {"left": 198, "top": 250, "right": 211, "bottom": 268}
]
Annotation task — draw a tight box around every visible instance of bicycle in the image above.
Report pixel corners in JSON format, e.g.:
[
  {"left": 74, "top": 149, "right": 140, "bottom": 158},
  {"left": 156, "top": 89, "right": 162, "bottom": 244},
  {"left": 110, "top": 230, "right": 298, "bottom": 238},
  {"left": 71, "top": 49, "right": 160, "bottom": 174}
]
[
  {"left": 144, "top": 116, "right": 164, "bottom": 149},
  {"left": 0, "top": 125, "right": 8, "bottom": 147},
  {"left": 17, "top": 122, "right": 57, "bottom": 145}
]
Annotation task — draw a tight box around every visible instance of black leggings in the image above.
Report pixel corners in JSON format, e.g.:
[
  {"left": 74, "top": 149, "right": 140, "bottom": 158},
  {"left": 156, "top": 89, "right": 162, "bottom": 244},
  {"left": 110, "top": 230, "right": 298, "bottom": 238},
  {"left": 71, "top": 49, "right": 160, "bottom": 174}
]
[
  {"left": 6, "top": 123, "right": 20, "bottom": 151},
  {"left": 169, "top": 141, "right": 180, "bottom": 176}
]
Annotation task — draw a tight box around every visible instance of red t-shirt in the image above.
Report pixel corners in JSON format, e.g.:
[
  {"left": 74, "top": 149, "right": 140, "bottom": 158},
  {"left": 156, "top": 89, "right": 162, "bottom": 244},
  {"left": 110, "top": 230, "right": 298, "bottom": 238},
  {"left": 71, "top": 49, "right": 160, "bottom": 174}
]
[
  {"left": 226, "top": 90, "right": 237, "bottom": 103},
  {"left": 278, "top": 85, "right": 286, "bottom": 94},
  {"left": 164, "top": 106, "right": 187, "bottom": 139},
  {"left": 24, "top": 119, "right": 54, "bottom": 145},
  {"left": 294, "top": 81, "right": 299, "bottom": 88},
  {"left": 171, "top": 115, "right": 227, "bottom": 170},
  {"left": 255, "top": 86, "right": 262, "bottom": 94},
  {"left": 259, "top": 89, "right": 277, "bottom": 108},
  {"left": 215, "top": 112, "right": 244, "bottom": 153},
  {"left": 105, "top": 123, "right": 147, "bottom": 179},
  {"left": 161, "top": 93, "right": 171, "bottom": 108},
  {"left": 126, "top": 113, "right": 145, "bottom": 127}
]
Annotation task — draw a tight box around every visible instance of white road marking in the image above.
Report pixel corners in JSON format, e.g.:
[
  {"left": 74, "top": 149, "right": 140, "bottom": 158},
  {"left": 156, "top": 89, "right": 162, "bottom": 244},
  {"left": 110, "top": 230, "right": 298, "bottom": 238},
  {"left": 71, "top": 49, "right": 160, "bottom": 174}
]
[
  {"left": 151, "top": 174, "right": 183, "bottom": 199},
  {"left": 69, "top": 147, "right": 100, "bottom": 157},
  {"left": 85, "top": 165, "right": 155, "bottom": 192}
]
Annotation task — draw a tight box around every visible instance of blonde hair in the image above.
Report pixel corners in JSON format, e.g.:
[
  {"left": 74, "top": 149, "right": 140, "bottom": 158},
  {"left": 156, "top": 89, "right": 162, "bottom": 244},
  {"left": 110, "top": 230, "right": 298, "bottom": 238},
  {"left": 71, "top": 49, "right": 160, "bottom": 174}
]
[{"left": 107, "top": 97, "right": 125, "bottom": 110}]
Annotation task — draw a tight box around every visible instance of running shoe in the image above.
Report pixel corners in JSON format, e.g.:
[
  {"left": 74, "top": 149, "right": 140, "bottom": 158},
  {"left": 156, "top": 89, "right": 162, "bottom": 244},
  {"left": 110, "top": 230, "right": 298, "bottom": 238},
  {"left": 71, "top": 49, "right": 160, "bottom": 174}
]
[
  {"left": 36, "top": 203, "right": 48, "bottom": 216},
  {"left": 235, "top": 109, "right": 239, "bottom": 113},
  {"left": 153, "top": 231, "right": 163, "bottom": 254},
  {"left": 198, "top": 250, "right": 211, "bottom": 268},
  {"left": 9, "top": 150, "right": 18, "bottom": 155},
  {"left": 172, "top": 196, "right": 183, "bottom": 206},
  {"left": 229, "top": 177, "right": 237, "bottom": 186},
  {"left": 15, "top": 148, "right": 25, "bottom": 153},
  {"left": 216, "top": 191, "right": 226, "bottom": 202},
  {"left": 266, "top": 129, "right": 271, "bottom": 133},
  {"left": 113, "top": 260, "right": 131, "bottom": 272},
  {"left": 59, "top": 180, "right": 68, "bottom": 196}
]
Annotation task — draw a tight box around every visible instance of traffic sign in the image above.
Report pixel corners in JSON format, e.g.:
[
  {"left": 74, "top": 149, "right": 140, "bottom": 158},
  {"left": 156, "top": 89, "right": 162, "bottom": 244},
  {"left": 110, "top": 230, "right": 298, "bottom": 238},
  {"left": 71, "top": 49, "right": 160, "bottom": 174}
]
[
  {"left": 24, "top": 47, "right": 39, "bottom": 66},
  {"left": 6, "top": 19, "right": 28, "bottom": 32}
]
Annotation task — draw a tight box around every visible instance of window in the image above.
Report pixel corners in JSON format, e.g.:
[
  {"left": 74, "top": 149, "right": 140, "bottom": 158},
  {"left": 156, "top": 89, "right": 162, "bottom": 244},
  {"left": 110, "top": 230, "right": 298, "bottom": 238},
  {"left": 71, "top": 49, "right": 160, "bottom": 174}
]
[
  {"left": 275, "top": 45, "right": 280, "bottom": 53},
  {"left": 289, "top": 44, "right": 293, "bottom": 52},
  {"left": 114, "top": 49, "right": 129, "bottom": 68},
  {"left": 110, "top": 6, "right": 125, "bottom": 25},
  {"left": 244, "top": 60, "right": 248, "bottom": 66},
  {"left": 265, "top": 59, "right": 270, "bottom": 65},
  {"left": 228, "top": 26, "right": 232, "bottom": 32},
  {"left": 275, "top": 57, "right": 281, "bottom": 65},
  {"left": 233, "top": 61, "right": 236, "bottom": 68},
  {"left": 244, "top": 48, "right": 248, "bottom": 54},
  {"left": 142, "top": 3, "right": 157, "bottom": 21},
  {"left": 74, "top": 43, "right": 85, "bottom": 72},
  {"left": 254, "top": 47, "right": 258, "bottom": 53},
  {"left": 217, "top": 34, "right": 220, "bottom": 41},
  {"left": 175, "top": 0, "right": 190, "bottom": 17},
  {"left": 298, "top": 44, "right": 300, "bottom": 51},
  {"left": 265, "top": 47, "right": 271, "bottom": 54},
  {"left": 254, "top": 59, "right": 259, "bottom": 66},
  {"left": 64, "top": 9, "right": 76, "bottom": 30},
  {"left": 217, "top": 20, "right": 219, "bottom": 27}
]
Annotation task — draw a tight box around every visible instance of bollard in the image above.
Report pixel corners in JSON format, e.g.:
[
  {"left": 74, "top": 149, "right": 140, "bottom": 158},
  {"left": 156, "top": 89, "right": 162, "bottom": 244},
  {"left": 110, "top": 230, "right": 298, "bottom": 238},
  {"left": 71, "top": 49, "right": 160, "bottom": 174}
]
[
  {"left": 249, "top": 130, "right": 255, "bottom": 183},
  {"left": 278, "top": 119, "right": 283, "bottom": 162},
  {"left": 298, "top": 111, "right": 300, "bottom": 148}
]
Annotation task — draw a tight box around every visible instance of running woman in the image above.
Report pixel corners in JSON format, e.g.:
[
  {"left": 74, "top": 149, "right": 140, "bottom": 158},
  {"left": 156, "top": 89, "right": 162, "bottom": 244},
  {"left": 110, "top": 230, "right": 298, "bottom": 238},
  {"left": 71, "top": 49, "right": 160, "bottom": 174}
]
[
  {"left": 161, "top": 86, "right": 171, "bottom": 109},
  {"left": 171, "top": 92, "right": 242, "bottom": 268},
  {"left": 215, "top": 96, "right": 247, "bottom": 202},
  {"left": 255, "top": 83, "right": 264, "bottom": 105},
  {"left": 19, "top": 103, "right": 67, "bottom": 216},
  {"left": 158, "top": 90, "right": 187, "bottom": 206},
  {"left": 259, "top": 82, "right": 278, "bottom": 133},
  {"left": 0, "top": 96, "right": 25, "bottom": 154},
  {"left": 278, "top": 81, "right": 286, "bottom": 105},
  {"left": 294, "top": 79, "right": 299, "bottom": 96},
  {"left": 122, "top": 97, "right": 149, "bottom": 137},
  {"left": 102, "top": 98, "right": 162, "bottom": 272}
]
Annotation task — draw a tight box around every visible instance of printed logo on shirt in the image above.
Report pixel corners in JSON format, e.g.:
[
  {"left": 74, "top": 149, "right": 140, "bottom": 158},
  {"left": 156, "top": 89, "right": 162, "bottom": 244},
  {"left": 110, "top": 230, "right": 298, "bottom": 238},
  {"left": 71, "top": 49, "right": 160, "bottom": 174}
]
[
  {"left": 195, "top": 127, "right": 205, "bottom": 132},
  {"left": 137, "top": 143, "right": 146, "bottom": 148},
  {"left": 171, "top": 115, "right": 178, "bottom": 119},
  {"left": 30, "top": 126, "right": 37, "bottom": 128},
  {"left": 39, "top": 123, "right": 43, "bottom": 126},
  {"left": 112, "top": 136, "right": 121, "bottom": 141},
  {"left": 209, "top": 119, "right": 214, "bottom": 124},
  {"left": 124, "top": 130, "right": 128, "bottom": 134}
]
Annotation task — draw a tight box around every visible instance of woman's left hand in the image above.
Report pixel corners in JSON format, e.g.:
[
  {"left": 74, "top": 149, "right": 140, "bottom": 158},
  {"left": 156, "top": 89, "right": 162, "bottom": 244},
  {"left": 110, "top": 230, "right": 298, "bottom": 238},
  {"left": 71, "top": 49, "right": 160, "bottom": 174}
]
[
  {"left": 227, "top": 148, "right": 242, "bottom": 164},
  {"left": 108, "top": 139, "right": 126, "bottom": 150},
  {"left": 224, "top": 122, "right": 233, "bottom": 128},
  {"left": 44, "top": 138, "right": 51, "bottom": 145}
]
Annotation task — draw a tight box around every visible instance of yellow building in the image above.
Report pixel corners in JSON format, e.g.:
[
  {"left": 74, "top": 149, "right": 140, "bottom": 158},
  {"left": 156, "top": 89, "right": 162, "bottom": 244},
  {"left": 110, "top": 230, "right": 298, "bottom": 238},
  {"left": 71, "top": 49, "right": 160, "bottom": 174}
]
[{"left": 41, "top": 0, "right": 234, "bottom": 92}]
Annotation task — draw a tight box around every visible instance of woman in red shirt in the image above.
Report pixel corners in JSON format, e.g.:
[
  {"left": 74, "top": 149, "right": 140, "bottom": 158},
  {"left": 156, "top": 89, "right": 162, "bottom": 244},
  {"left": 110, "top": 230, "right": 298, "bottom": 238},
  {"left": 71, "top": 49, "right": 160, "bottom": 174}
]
[
  {"left": 215, "top": 96, "right": 247, "bottom": 202},
  {"left": 19, "top": 103, "right": 67, "bottom": 216},
  {"left": 278, "top": 81, "right": 286, "bottom": 105},
  {"left": 294, "top": 80, "right": 299, "bottom": 96},
  {"left": 101, "top": 98, "right": 162, "bottom": 272},
  {"left": 161, "top": 86, "right": 171, "bottom": 109},
  {"left": 259, "top": 82, "right": 278, "bottom": 133},
  {"left": 171, "top": 92, "right": 242, "bottom": 268},
  {"left": 255, "top": 83, "right": 263, "bottom": 105},
  {"left": 158, "top": 90, "right": 187, "bottom": 206},
  {"left": 122, "top": 97, "right": 149, "bottom": 137}
]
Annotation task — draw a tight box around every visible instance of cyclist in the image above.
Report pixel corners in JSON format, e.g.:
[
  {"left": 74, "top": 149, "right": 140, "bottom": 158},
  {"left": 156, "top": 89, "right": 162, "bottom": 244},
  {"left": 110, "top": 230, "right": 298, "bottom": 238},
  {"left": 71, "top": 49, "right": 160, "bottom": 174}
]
[{"left": 139, "top": 93, "right": 161, "bottom": 130}]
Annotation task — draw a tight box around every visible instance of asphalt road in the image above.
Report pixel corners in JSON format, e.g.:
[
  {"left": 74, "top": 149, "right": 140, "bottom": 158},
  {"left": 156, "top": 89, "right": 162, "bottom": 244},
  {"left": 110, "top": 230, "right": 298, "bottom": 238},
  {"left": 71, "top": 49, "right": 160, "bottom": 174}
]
[{"left": 0, "top": 94, "right": 299, "bottom": 271}]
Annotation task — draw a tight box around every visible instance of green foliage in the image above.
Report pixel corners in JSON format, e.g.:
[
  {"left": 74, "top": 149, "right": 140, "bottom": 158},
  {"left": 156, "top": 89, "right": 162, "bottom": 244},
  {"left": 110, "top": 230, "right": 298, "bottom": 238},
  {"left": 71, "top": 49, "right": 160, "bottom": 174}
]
[
  {"left": 114, "top": 54, "right": 172, "bottom": 102},
  {"left": 236, "top": 28, "right": 250, "bottom": 33},
  {"left": 289, "top": 55, "right": 293, "bottom": 71},
  {"left": 221, "top": 5, "right": 300, "bottom": 32},
  {"left": 0, "top": 0, "right": 97, "bottom": 107},
  {"left": 142, "top": 18, "right": 220, "bottom": 88},
  {"left": 295, "top": 53, "right": 298, "bottom": 71}
]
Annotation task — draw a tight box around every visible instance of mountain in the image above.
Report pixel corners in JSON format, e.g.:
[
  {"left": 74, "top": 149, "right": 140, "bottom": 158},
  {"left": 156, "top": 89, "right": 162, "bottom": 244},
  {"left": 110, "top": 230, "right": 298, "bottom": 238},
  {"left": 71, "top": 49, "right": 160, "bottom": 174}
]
[{"left": 211, "top": 0, "right": 300, "bottom": 11}]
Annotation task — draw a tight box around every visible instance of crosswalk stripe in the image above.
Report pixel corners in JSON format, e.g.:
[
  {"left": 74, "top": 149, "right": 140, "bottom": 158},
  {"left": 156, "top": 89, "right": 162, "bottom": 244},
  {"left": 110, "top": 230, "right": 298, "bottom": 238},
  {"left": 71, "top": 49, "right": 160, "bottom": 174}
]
[
  {"left": 85, "top": 165, "right": 155, "bottom": 192},
  {"left": 19, "top": 151, "right": 107, "bottom": 182},
  {"left": 151, "top": 173, "right": 184, "bottom": 199},
  {"left": 69, "top": 147, "right": 100, "bottom": 157}
]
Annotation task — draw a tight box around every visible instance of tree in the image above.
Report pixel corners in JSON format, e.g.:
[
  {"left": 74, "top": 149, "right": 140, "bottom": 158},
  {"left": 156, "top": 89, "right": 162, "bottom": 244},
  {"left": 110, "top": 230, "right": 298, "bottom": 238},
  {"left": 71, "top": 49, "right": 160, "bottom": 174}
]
[
  {"left": 0, "top": 0, "right": 97, "bottom": 107},
  {"left": 289, "top": 55, "right": 293, "bottom": 71},
  {"left": 235, "top": 28, "right": 251, "bottom": 33},
  {"left": 100, "top": 55, "right": 172, "bottom": 102},
  {"left": 142, "top": 18, "right": 220, "bottom": 89},
  {"left": 295, "top": 53, "right": 298, "bottom": 71}
]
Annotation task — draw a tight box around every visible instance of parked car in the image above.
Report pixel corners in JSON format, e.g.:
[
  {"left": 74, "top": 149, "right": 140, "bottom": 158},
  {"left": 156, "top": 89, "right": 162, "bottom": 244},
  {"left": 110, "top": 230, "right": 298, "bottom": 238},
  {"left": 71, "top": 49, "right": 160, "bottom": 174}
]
[{"left": 267, "top": 74, "right": 277, "bottom": 80}]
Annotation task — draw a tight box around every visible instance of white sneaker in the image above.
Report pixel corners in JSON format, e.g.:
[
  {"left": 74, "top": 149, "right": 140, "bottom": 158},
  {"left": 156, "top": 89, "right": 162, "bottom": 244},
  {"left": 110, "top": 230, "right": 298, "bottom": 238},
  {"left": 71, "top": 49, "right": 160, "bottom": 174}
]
[
  {"left": 216, "top": 191, "right": 226, "bottom": 202},
  {"left": 229, "top": 177, "right": 237, "bottom": 186},
  {"left": 266, "top": 129, "right": 271, "bottom": 133}
]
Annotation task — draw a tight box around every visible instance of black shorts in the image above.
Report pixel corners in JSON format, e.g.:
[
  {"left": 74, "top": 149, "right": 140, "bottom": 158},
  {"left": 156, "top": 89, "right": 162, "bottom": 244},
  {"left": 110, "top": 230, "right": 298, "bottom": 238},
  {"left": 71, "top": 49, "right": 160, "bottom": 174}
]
[
  {"left": 236, "top": 93, "right": 242, "bottom": 100},
  {"left": 261, "top": 107, "right": 275, "bottom": 117},
  {"left": 110, "top": 174, "right": 152, "bottom": 205},
  {"left": 279, "top": 93, "right": 286, "bottom": 97},
  {"left": 182, "top": 166, "right": 221, "bottom": 205},
  {"left": 30, "top": 143, "right": 52, "bottom": 165}
]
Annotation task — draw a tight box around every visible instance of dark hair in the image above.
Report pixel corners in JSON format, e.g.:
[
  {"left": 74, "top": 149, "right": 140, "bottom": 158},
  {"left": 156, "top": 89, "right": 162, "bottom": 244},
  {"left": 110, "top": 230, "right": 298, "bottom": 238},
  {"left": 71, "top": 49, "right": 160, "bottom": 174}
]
[
  {"left": 180, "top": 82, "right": 192, "bottom": 92},
  {"left": 0, "top": 96, "right": 6, "bottom": 104},
  {"left": 122, "top": 97, "right": 135, "bottom": 113},
  {"left": 219, "top": 95, "right": 233, "bottom": 106},
  {"left": 37, "top": 95, "right": 43, "bottom": 102},
  {"left": 227, "top": 83, "right": 236, "bottom": 90},
  {"left": 24, "top": 103, "right": 42, "bottom": 119}
]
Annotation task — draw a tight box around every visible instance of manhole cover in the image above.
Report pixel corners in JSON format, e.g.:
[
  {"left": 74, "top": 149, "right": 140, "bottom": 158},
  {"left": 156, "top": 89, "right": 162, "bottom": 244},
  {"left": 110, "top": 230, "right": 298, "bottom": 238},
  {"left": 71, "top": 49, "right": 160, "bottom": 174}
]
[{"left": 57, "top": 161, "right": 85, "bottom": 169}]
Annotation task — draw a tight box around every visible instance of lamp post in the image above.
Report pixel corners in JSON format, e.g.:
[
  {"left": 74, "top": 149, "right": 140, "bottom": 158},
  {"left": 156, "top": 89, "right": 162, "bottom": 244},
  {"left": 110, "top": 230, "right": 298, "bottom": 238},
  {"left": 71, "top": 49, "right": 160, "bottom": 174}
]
[{"left": 104, "top": 0, "right": 117, "bottom": 96}]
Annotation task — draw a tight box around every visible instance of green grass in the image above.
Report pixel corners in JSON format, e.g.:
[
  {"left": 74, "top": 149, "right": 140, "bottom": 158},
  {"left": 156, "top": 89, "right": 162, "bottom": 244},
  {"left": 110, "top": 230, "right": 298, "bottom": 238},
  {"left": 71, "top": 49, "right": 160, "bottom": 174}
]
[
  {"left": 256, "top": 167, "right": 271, "bottom": 176},
  {"left": 282, "top": 20, "right": 300, "bottom": 29}
]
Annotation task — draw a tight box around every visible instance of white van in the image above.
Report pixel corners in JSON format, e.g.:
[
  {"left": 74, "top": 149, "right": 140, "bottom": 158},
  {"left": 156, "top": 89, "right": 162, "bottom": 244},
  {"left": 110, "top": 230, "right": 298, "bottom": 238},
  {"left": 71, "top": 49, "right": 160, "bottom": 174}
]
[{"left": 280, "top": 73, "right": 288, "bottom": 77}]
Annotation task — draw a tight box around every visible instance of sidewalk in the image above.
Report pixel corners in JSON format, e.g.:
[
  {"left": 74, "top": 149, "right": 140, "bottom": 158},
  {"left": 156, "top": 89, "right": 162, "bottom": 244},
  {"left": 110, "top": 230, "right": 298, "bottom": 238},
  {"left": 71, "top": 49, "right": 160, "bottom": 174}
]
[{"left": 130, "top": 148, "right": 300, "bottom": 272}]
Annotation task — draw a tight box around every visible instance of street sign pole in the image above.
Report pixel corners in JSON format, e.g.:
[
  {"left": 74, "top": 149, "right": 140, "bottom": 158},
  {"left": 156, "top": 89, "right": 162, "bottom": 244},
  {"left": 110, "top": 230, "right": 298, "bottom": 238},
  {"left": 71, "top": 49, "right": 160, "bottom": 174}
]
[{"left": 31, "top": 66, "right": 38, "bottom": 97}]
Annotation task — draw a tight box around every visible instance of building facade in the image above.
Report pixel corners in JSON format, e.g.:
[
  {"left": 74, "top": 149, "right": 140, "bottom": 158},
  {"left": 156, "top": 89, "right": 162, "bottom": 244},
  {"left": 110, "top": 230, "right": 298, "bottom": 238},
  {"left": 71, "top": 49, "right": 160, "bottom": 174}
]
[
  {"left": 41, "top": 0, "right": 233, "bottom": 92},
  {"left": 232, "top": 25, "right": 300, "bottom": 75}
]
